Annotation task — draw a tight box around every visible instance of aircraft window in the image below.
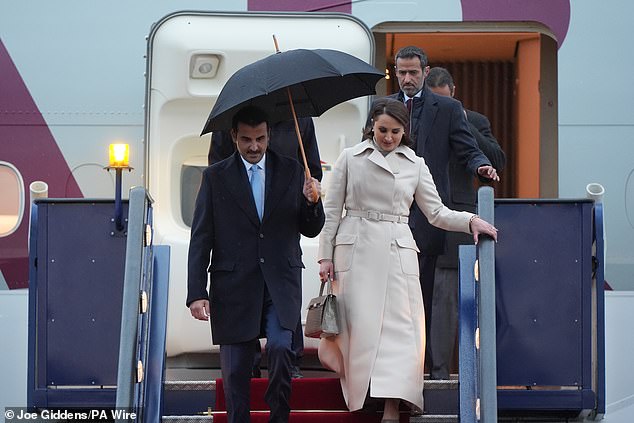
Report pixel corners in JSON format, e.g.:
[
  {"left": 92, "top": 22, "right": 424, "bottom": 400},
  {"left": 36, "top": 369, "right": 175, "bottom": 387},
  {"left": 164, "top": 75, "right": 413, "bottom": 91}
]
[
  {"left": 0, "top": 162, "right": 25, "bottom": 237},
  {"left": 181, "top": 163, "right": 205, "bottom": 227}
]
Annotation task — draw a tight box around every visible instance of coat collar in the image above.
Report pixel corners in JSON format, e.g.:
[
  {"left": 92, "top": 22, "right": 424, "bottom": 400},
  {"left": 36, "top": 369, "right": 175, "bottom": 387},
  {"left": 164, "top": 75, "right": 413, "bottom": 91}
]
[
  {"left": 415, "top": 88, "right": 439, "bottom": 154},
  {"left": 395, "top": 87, "right": 439, "bottom": 154},
  {"left": 220, "top": 152, "right": 261, "bottom": 226},
  {"left": 262, "top": 150, "right": 296, "bottom": 222},
  {"left": 352, "top": 140, "right": 417, "bottom": 174}
]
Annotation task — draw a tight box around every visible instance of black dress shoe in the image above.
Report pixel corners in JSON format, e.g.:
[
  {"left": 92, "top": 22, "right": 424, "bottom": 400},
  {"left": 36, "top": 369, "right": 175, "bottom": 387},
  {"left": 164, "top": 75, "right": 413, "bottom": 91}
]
[{"left": 290, "top": 365, "right": 303, "bottom": 379}]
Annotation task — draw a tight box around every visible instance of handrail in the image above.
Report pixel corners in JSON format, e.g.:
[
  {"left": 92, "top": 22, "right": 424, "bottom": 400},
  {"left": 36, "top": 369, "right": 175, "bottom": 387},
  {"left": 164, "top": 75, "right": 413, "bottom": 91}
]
[
  {"left": 476, "top": 186, "right": 498, "bottom": 422},
  {"left": 143, "top": 245, "right": 170, "bottom": 421},
  {"left": 115, "top": 187, "right": 151, "bottom": 418},
  {"left": 460, "top": 189, "right": 605, "bottom": 420},
  {"left": 592, "top": 202, "right": 606, "bottom": 419},
  {"left": 458, "top": 244, "right": 478, "bottom": 422},
  {"left": 458, "top": 186, "right": 497, "bottom": 422}
]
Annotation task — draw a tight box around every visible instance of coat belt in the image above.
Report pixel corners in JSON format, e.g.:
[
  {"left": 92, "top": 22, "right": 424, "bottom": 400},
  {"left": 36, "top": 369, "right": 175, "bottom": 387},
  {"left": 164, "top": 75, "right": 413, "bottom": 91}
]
[{"left": 345, "top": 209, "right": 409, "bottom": 224}]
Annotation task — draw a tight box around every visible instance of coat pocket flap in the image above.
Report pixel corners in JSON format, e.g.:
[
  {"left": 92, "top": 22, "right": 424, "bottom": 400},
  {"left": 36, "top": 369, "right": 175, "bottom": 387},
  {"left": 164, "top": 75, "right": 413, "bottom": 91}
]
[
  {"left": 288, "top": 256, "right": 305, "bottom": 268},
  {"left": 209, "top": 261, "right": 235, "bottom": 272},
  {"left": 395, "top": 237, "right": 420, "bottom": 252},
  {"left": 334, "top": 234, "right": 356, "bottom": 245}
]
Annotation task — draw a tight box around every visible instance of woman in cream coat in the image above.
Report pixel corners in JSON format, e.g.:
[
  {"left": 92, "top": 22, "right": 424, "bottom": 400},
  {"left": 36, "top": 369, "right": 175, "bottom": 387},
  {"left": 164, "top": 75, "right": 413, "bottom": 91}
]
[{"left": 318, "top": 98, "right": 497, "bottom": 422}]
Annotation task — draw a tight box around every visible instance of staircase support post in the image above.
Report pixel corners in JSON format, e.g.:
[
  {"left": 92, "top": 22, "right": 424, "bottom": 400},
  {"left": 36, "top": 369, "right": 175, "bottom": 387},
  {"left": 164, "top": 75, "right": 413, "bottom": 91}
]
[{"left": 477, "top": 186, "right": 498, "bottom": 422}]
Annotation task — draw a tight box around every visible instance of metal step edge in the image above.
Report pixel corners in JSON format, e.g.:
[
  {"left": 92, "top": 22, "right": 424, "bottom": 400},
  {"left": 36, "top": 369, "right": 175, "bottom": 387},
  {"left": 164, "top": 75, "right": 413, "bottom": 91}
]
[
  {"left": 161, "top": 413, "right": 459, "bottom": 422},
  {"left": 164, "top": 380, "right": 216, "bottom": 390},
  {"left": 411, "top": 415, "right": 459, "bottom": 422},
  {"left": 423, "top": 379, "right": 459, "bottom": 390},
  {"left": 162, "top": 379, "right": 455, "bottom": 390}
]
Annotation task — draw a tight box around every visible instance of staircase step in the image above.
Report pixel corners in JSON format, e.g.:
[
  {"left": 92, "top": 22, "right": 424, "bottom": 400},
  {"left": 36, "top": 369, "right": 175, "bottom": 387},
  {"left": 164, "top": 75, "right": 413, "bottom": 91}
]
[
  {"left": 411, "top": 415, "right": 459, "bottom": 423},
  {"left": 163, "top": 377, "right": 459, "bottom": 421},
  {"left": 214, "top": 377, "right": 458, "bottom": 413},
  {"left": 424, "top": 379, "right": 458, "bottom": 390},
  {"left": 162, "top": 412, "right": 458, "bottom": 423},
  {"left": 184, "top": 410, "right": 412, "bottom": 422},
  {"left": 164, "top": 380, "right": 215, "bottom": 416},
  {"left": 423, "top": 382, "right": 458, "bottom": 415},
  {"left": 165, "top": 380, "right": 217, "bottom": 390},
  {"left": 215, "top": 377, "right": 347, "bottom": 411}
]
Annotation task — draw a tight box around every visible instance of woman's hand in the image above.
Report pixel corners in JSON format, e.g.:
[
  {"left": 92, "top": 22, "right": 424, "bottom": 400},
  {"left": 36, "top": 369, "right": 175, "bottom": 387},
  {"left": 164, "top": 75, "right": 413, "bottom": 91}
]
[
  {"left": 470, "top": 216, "right": 498, "bottom": 244},
  {"left": 319, "top": 259, "right": 335, "bottom": 282}
]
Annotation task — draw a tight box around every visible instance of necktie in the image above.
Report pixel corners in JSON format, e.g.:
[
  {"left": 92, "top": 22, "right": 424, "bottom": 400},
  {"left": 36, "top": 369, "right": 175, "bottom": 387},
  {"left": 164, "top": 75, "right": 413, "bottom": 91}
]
[
  {"left": 250, "top": 164, "right": 264, "bottom": 220},
  {"left": 405, "top": 98, "right": 413, "bottom": 135}
]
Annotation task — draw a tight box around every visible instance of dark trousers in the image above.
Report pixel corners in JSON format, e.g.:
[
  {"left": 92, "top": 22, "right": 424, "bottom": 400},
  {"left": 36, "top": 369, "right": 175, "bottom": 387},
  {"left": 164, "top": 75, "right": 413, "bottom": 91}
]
[
  {"left": 418, "top": 254, "right": 438, "bottom": 373},
  {"left": 220, "top": 289, "right": 293, "bottom": 423},
  {"left": 429, "top": 267, "right": 459, "bottom": 379},
  {"left": 252, "top": 319, "right": 303, "bottom": 373}
]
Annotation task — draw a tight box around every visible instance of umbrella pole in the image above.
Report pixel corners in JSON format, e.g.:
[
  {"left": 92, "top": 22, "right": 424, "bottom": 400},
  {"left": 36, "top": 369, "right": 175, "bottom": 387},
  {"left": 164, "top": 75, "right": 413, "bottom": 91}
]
[
  {"left": 286, "top": 87, "right": 318, "bottom": 203},
  {"left": 274, "top": 34, "right": 317, "bottom": 202}
]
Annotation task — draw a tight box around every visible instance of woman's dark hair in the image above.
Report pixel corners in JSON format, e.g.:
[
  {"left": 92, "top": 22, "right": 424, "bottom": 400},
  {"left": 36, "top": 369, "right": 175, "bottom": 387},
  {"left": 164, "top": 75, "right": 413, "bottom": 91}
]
[{"left": 362, "top": 98, "right": 412, "bottom": 147}]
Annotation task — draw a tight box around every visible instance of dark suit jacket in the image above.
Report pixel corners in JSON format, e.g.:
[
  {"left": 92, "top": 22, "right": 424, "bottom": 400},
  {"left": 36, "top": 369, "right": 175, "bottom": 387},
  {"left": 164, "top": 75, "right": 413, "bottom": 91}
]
[
  {"left": 383, "top": 88, "right": 491, "bottom": 255},
  {"left": 437, "top": 109, "right": 506, "bottom": 268},
  {"left": 208, "top": 117, "right": 323, "bottom": 181},
  {"left": 187, "top": 149, "right": 325, "bottom": 345}
]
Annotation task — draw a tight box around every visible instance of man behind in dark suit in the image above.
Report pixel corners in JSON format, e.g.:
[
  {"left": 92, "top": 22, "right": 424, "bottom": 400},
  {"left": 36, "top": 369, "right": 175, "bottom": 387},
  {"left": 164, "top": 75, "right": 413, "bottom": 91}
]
[
  {"left": 376, "top": 46, "right": 499, "bottom": 377},
  {"left": 188, "top": 106, "right": 325, "bottom": 423},
  {"left": 209, "top": 117, "right": 322, "bottom": 379},
  {"left": 426, "top": 66, "right": 506, "bottom": 379}
]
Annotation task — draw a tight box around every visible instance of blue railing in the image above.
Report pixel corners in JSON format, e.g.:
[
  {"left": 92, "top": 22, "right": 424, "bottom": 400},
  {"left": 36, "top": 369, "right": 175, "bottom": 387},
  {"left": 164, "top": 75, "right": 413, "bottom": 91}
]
[
  {"left": 458, "top": 188, "right": 606, "bottom": 421},
  {"left": 115, "top": 187, "right": 170, "bottom": 422},
  {"left": 458, "top": 186, "right": 498, "bottom": 422}
]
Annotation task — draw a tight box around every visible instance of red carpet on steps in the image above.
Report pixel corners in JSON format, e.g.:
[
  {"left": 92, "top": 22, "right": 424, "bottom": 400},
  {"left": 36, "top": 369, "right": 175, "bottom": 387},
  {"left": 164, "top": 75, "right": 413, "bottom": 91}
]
[
  {"left": 216, "top": 378, "right": 346, "bottom": 411},
  {"left": 209, "top": 410, "right": 409, "bottom": 423},
  {"left": 214, "top": 378, "right": 410, "bottom": 422}
]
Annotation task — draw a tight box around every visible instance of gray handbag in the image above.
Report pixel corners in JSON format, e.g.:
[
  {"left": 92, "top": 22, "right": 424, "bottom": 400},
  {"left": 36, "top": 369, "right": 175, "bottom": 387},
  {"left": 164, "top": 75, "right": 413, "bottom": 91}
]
[{"left": 305, "top": 279, "right": 340, "bottom": 338}]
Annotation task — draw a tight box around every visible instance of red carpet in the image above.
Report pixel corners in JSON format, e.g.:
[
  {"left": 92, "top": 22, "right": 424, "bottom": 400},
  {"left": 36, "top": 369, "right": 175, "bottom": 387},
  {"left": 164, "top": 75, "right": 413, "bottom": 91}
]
[
  {"left": 209, "top": 410, "right": 409, "bottom": 423},
  {"left": 214, "top": 377, "right": 410, "bottom": 422},
  {"left": 216, "top": 378, "right": 347, "bottom": 411}
]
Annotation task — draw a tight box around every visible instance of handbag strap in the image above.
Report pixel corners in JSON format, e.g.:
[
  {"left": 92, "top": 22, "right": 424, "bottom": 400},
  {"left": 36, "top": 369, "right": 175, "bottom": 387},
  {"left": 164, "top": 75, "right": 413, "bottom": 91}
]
[{"left": 319, "top": 278, "right": 333, "bottom": 296}]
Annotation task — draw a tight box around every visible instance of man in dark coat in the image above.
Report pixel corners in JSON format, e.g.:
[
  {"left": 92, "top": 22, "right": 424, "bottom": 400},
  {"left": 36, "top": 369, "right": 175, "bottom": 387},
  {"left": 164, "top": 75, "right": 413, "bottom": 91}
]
[
  {"left": 426, "top": 66, "right": 506, "bottom": 379},
  {"left": 188, "top": 106, "right": 325, "bottom": 423},
  {"left": 209, "top": 117, "right": 322, "bottom": 378},
  {"left": 372, "top": 46, "right": 500, "bottom": 376}
]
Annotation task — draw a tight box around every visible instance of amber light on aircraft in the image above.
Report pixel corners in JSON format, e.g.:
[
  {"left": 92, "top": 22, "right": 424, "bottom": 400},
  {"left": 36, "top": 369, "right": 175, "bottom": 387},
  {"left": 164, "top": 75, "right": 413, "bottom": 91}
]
[
  {"left": 105, "top": 143, "right": 133, "bottom": 232},
  {"left": 109, "top": 143, "right": 130, "bottom": 168}
]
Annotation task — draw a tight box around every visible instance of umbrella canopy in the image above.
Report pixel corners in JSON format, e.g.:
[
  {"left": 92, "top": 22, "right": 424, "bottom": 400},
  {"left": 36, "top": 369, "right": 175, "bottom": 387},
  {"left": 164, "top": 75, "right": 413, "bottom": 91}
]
[{"left": 200, "top": 48, "right": 384, "bottom": 134}]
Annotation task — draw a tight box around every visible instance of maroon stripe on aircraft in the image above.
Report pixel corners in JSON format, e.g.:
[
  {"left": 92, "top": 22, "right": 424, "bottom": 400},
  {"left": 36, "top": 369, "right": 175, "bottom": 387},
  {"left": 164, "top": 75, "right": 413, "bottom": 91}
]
[
  {"left": 0, "top": 39, "right": 83, "bottom": 289},
  {"left": 461, "top": 0, "right": 571, "bottom": 48},
  {"left": 248, "top": 0, "right": 351, "bottom": 13}
]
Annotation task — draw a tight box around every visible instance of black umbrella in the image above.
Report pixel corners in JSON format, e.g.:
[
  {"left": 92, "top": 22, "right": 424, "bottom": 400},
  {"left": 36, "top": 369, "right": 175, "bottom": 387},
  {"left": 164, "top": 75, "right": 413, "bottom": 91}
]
[
  {"left": 201, "top": 45, "right": 383, "bottom": 202},
  {"left": 200, "top": 48, "right": 384, "bottom": 134}
]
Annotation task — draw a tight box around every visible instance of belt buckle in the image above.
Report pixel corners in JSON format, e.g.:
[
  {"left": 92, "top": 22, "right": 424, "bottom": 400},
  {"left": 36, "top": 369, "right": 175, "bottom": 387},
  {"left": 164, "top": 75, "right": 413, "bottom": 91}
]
[{"left": 367, "top": 211, "right": 380, "bottom": 221}]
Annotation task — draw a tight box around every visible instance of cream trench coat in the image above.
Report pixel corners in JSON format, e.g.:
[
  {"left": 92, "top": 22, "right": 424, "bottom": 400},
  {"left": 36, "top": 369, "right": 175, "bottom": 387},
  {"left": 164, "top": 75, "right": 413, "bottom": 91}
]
[{"left": 317, "top": 140, "right": 474, "bottom": 412}]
